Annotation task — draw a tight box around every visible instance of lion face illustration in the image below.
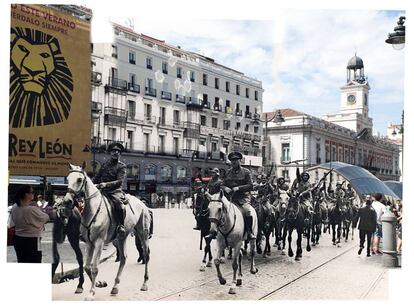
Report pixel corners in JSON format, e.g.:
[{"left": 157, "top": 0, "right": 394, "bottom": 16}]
[{"left": 10, "top": 27, "right": 73, "bottom": 128}]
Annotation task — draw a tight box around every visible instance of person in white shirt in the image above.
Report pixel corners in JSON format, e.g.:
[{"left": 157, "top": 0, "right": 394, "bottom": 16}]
[
  {"left": 36, "top": 194, "right": 48, "bottom": 209},
  {"left": 371, "top": 193, "right": 386, "bottom": 255}
]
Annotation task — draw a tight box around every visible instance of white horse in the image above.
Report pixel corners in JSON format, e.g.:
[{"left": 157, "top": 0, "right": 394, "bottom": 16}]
[
  {"left": 206, "top": 190, "right": 258, "bottom": 294},
  {"left": 63, "top": 163, "right": 151, "bottom": 300}
]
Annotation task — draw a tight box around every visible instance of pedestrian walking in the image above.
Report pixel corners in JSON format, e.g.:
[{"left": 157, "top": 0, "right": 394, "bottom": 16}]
[
  {"left": 371, "top": 193, "right": 385, "bottom": 255},
  {"left": 356, "top": 195, "right": 377, "bottom": 257},
  {"left": 10, "top": 185, "right": 50, "bottom": 263}
]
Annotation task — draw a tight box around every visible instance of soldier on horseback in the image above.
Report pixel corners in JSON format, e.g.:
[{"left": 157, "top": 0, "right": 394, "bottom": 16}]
[
  {"left": 92, "top": 142, "right": 127, "bottom": 235},
  {"left": 207, "top": 168, "right": 223, "bottom": 195},
  {"left": 222, "top": 151, "right": 256, "bottom": 240},
  {"left": 193, "top": 179, "right": 206, "bottom": 230},
  {"left": 344, "top": 183, "right": 356, "bottom": 206},
  {"left": 290, "top": 170, "right": 314, "bottom": 221}
]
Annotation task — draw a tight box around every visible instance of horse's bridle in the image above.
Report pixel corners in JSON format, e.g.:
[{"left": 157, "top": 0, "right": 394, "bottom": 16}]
[
  {"left": 66, "top": 169, "right": 100, "bottom": 203},
  {"left": 208, "top": 199, "right": 228, "bottom": 228}
]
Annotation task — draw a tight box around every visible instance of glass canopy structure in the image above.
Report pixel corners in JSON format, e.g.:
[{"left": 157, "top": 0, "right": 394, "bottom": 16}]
[{"left": 308, "top": 162, "right": 400, "bottom": 200}]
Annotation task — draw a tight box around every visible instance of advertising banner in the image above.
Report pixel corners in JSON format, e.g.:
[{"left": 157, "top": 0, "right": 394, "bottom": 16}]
[{"left": 9, "top": 4, "right": 91, "bottom": 176}]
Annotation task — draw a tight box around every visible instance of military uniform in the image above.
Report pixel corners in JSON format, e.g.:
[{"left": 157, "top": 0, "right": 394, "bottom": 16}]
[
  {"left": 92, "top": 143, "right": 127, "bottom": 233},
  {"left": 291, "top": 173, "right": 314, "bottom": 218},
  {"left": 207, "top": 177, "right": 223, "bottom": 195},
  {"left": 223, "top": 153, "right": 255, "bottom": 239}
]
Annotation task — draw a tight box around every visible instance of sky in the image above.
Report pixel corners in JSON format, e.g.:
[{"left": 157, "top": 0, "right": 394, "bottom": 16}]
[{"left": 92, "top": 9, "right": 405, "bottom": 135}]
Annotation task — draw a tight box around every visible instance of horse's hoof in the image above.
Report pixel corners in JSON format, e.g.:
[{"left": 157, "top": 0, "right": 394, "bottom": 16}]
[
  {"left": 219, "top": 257, "right": 225, "bottom": 264},
  {"left": 140, "top": 284, "right": 148, "bottom": 291},
  {"left": 85, "top": 295, "right": 95, "bottom": 301},
  {"left": 206, "top": 261, "right": 212, "bottom": 267},
  {"left": 337, "top": 244, "right": 341, "bottom": 248},
  {"left": 219, "top": 277, "right": 226, "bottom": 285},
  {"left": 250, "top": 267, "right": 258, "bottom": 274},
  {"left": 110, "top": 287, "right": 119, "bottom": 295},
  {"left": 294, "top": 256, "right": 300, "bottom": 261},
  {"left": 75, "top": 287, "right": 83, "bottom": 294},
  {"left": 257, "top": 248, "right": 262, "bottom": 254},
  {"left": 345, "top": 239, "right": 348, "bottom": 243},
  {"left": 200, "top": 265, "right": 206, "bottom": 272},
  {"left": 236, "top": 279, "right": 242, "bottom": 286},
  {"left": 332, "top": 242, "right": 336, "bottom": 245},
  {"left": 241, "top": 249, "right": 247, "bottom": 256},
  {"left": 306, "top": 246, "right": 311, "bottom": 252},
  {"left": 227, "top": 255, "right": 232, "bottom": 260},
  {"left": 281, "top": 250, "right": 286, "bottom": 255},
  {"left": 312, "top": 243, "right": 316, "bottom": 247},
  {"left": 288, "top": 250, "right": 294, "bottom": 257},
  {"left": 273, "top": 243, "right": 278, "bottom": 247},
  {"left": 229, "top": 285, "right": 236, "bottom": 294}
]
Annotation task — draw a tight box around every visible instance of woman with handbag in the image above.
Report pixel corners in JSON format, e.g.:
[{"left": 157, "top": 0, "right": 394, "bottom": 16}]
[{"left": 10, "top": 185, "right": 49, "bottom": 263}]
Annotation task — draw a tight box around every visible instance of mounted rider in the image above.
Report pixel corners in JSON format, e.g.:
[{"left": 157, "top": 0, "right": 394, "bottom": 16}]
[
  {"left": 192, "top": 179, "right": 206, "bottom": 230},
  {"left": 92, "top": 142, "right": 127, "bottom": 235},
  {"left": 290, "top": 170, "right": 314, "bottom": 220},
  {"left": 222, "top": 151, "right": 256, "bottom": 240},
  {"left": 344, "top": 183, "right": 356, "bottom": 207},
  {"left": 207, "top": 168, "right": 223, "bottom": 195}
]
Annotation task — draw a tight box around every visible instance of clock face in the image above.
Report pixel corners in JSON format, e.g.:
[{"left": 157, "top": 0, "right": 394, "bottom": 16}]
[{"left": 347, "top": 94, "right": 356, "bottom": 104}]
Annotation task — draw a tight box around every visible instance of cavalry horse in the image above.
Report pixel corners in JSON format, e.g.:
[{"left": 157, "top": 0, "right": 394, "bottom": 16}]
[
  {"left": 328, "top": 197, "right": 346, "bottom": 246},
  {"left": 282, "top": 192, "right": 311, "bottom": 260},
  {"left": 253, "top": 183, "right": 276, "bottom": 257},
  {"left": 310, "top": 196, "right": 324, "bottom": 246},
  {"left": 206, "top": 190, "right": 258, "bottom": 295},
  {"left": 51, "top": 197, "right": 84, "bottom": 294},
  {"left": 63, "top": 163, "right": 152, "bottom": 300},
  {"left": 342, "top": 202, "right": 354, "bottom": 242},
  {"left": 194, "top": 189, "right": 214, "bottom": 271}
]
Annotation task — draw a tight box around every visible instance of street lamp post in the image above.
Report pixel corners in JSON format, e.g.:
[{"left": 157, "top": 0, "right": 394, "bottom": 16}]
[
  {"left": 254, "top": 110, "right": 285, "bottom": 176},
  {"left": 385, "top": 16, "right": 405, "bottom": 50}
]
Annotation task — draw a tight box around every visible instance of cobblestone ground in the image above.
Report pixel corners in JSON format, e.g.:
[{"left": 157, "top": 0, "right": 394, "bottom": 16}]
[{"left": 51, "top": 208, "right": 390, "bottom": 301}]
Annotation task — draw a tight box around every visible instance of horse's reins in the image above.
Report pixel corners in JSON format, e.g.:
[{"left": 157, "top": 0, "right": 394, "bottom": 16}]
[
  {"left": 67, "top": 169, "right": 106, "bottom": 242},
  {"left": 209, "top": 199, "right": 236, "bottom": 248}
]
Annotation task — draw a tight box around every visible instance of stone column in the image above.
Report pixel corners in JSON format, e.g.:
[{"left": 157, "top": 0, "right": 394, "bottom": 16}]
[{"left": 381, "top": 207, "right": 399, "bottom": 267}]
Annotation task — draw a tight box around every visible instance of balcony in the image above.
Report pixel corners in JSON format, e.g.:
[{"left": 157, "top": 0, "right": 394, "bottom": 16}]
[
  {"left": 245, "top": 112, "right": 252, "bottom": 119},
  {"left": 158, "top": 117, "right": 167, "bottom": 126},
  {"left": 147, "top": 64, "right": 152, "bottom": 70},
  {"left": 253, "top": 113, "right": 261, "bottom": 120},
  {"left": 104, "top": 107, "right": 127, "bottom": 127},
  {"left": 161, "top": 91, "right": 172, "bottom": 101},
  {"left": 91, "top": 101, "right": 102, "bottom": 113},
  {"left": 143, "top": 115, "right": 157, "bottom": 125},
  {"left": 106, "top": 77, "right": 128, "bottom": 91},
  {"left": 145, "top": 87, "right": 157, "bottom": 97},
  {"left": 162, "top": 69, "right": 168, "bottom": 74},
  {"left": 190, "top": 77, "right": 195, "bottom": 82},
  {"left": 183, "top": 121, "right": 200, "bottom": 138},
  {"left": 253, "top": 134, "right": 261, "bottom": 142},
  {"left": 177, "top": 73, "right": 182, "bottom": 79},
  {"left": 225, "top": 106, "right": 233, "bottom": 114},
  {"left": 201, "top": 100, "right": 211, "bottom": 109},
  {"left": 129, "top": 59, "right": 136, "bottom": 65},
  {"left": 186, "top": 97, "right": 203, "bottom": 109},
  {"left": 128, "top": 82, "right": 140, "bottom": 93},
  {"left": 176, "top": 94, "right": 186, "bottom": 104},
  {"left": 236, "top": 110, "right": 243, "bottom": 116},
  {"left": 127, "top": 112, "right": 141, "bottom": 124},
  {"left": 213, "top": 104, "right": 223, "bottom": 112},
  {"left": 91, "top": 71, "right": 102, "bottom": 85}
]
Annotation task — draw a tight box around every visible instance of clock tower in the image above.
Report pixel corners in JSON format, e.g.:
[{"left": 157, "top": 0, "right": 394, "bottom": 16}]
[{"left": 323, "top": 54, "right": 373, "bottom": 132}]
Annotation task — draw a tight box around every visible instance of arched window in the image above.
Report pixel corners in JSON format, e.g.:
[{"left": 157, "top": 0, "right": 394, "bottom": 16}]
[
  {"left": 144, "top": 164, "right": 157, "bottom": 181},
  {"left": 126, "top": 164, "right": 139, "bottom": 177},
  {"left": 177, "top": 166, "right": 187, "bottom": 182},
  {"left": 160, "top": 165, "right": 173, "bottom": 182}
]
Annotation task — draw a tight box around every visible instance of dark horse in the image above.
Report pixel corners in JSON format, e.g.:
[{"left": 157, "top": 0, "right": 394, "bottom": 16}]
[
  {"left": 253, "top": 192, "right": 276, "bottom": 257},
  {"left": 311, "top": 196, "right": 324, "bottom": 246},
  {"left": 282, "top": 193, "right": 311, "bottom": 260},
  {"left": 342, "top": 203, "right": 354, "bottom": 242},
  {"left": 328, "top": 199, "right": 346, "bottom": 246},
  {"left": 51, "top": 198, "right": 84, "bottom": 294},
  {"left": 194, "top": 191, "right": 213, "bottom": 271}
]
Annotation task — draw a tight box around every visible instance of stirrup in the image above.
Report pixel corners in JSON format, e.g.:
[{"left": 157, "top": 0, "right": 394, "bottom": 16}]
[{"left": 117, "top": 225, "right": 126, "bottom": 235}]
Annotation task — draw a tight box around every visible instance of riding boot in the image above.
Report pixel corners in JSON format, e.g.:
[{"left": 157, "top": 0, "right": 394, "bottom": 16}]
[
  {"left": 116, "top": 208, "right": 126, "bottom": 235},
  {"left": 246, "top": 216, "right": 256, "bottom": 240}
]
